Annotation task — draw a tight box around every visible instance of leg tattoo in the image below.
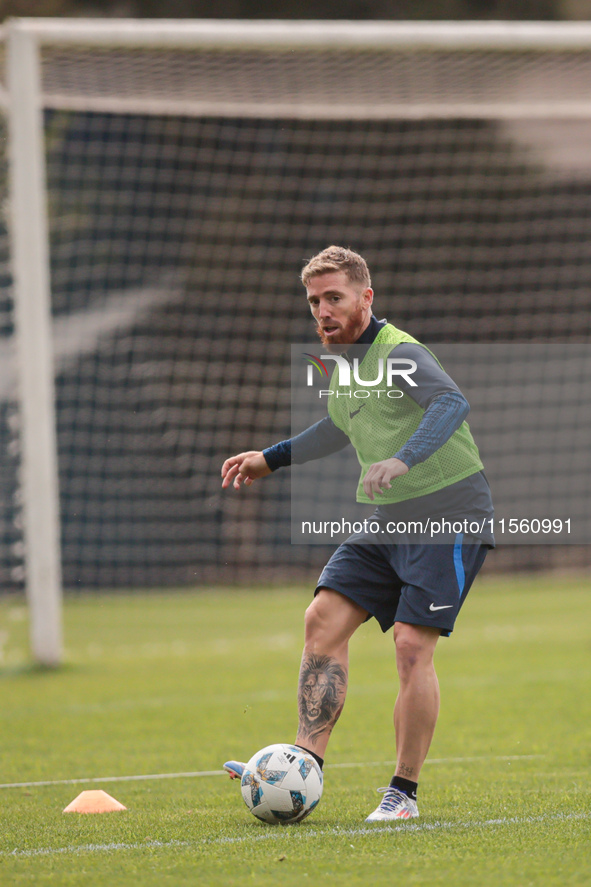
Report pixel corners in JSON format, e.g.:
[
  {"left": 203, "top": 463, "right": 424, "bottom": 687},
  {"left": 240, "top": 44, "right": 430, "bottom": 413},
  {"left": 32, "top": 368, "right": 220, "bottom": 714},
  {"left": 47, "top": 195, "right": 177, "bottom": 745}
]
[{"left": 297, "top": 653, "right": 347, "bottom": 745}]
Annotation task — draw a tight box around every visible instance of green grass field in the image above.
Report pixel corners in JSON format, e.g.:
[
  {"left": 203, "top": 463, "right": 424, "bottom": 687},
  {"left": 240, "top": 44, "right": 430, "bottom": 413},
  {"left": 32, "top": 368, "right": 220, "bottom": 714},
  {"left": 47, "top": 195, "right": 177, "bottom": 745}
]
[{"left": 0, "top": 574, "right": 589, "bottom": 885}]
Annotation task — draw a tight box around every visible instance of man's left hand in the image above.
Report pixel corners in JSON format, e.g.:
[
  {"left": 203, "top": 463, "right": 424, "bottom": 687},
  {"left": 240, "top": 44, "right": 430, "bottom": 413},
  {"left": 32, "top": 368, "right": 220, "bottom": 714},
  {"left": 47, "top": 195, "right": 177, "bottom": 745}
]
[{"left": 363, "top": 458, "right": 409, "bottom": 501}]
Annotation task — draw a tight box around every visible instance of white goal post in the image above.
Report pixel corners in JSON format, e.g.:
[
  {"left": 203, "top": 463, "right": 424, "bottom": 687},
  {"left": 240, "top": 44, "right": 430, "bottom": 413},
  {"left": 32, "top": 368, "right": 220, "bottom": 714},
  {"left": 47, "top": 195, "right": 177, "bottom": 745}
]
[{"left": 5, "top": 18, "right": 591, "bottom": 666}]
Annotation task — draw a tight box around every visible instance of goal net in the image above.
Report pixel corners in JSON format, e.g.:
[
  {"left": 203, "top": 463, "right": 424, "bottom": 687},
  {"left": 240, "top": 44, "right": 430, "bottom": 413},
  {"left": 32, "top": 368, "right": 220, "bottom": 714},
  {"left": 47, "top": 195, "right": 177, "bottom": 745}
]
[{"left": 4, "top": 21, "right": 591, "bottom": 654}]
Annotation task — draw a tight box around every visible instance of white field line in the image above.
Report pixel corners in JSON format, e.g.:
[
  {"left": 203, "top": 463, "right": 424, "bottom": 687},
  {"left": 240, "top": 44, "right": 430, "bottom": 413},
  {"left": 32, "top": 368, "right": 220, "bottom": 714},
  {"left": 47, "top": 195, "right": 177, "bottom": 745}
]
[
  {"left": 0, "top": 754, "right": 545, "bottom": 790},
  {"left": 3, "top": 811, "right": 589, "bottom": 859},
  {"left": 330, "top": 754, "right": 545, "bottom": 769}
]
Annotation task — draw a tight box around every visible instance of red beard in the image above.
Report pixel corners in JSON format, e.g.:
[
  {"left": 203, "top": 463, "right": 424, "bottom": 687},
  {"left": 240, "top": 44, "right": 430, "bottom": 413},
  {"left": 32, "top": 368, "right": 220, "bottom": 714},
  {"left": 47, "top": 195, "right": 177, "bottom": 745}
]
[{"left": 316, "top": 301, "right": 367, "bottom": 349}]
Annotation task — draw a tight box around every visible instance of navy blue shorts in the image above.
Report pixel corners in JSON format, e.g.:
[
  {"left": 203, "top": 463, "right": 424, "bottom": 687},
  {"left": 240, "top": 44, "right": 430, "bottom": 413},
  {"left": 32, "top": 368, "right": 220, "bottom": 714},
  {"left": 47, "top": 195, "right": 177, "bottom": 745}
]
[{"left": 316, "top": 534, "right": 488, "bottom": 635}]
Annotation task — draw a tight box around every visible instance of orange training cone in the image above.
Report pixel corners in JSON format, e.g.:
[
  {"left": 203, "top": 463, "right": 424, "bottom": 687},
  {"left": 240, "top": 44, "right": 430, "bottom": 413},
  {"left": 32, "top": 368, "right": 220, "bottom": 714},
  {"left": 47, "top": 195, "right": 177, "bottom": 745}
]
[{"left": 63, "top": 790, "right": 127, "bottom": 814}]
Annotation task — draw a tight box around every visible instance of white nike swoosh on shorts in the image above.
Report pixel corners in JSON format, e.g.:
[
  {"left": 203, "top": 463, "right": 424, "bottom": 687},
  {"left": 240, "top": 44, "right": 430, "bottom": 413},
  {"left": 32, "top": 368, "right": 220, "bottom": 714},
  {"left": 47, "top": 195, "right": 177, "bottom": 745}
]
[{"left": 429, "top": 603, "right": 454, "bottom": 611}]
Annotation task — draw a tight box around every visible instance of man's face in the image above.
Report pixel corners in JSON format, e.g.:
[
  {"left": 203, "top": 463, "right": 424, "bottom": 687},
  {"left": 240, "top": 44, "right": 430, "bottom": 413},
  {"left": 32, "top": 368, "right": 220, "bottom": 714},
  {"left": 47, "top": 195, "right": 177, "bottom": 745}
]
[{"left": 306, "top": 271, "right": 373, "bottom": 347}]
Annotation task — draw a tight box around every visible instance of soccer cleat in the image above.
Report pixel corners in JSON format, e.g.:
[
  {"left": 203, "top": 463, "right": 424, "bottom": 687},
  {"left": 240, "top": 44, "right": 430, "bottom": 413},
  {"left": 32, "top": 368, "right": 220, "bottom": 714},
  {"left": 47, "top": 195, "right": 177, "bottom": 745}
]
[
  {"left": 365, "top": 786, "right": 419, "bottom": 822},
  {"left": 223, "top": 760, "right": 246, "bottom": 780}
]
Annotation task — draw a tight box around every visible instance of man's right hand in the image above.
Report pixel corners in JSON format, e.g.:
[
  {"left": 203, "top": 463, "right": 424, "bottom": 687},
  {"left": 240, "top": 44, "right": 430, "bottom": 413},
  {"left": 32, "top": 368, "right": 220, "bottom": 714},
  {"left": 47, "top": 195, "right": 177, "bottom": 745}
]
[{"left": 221, "top": 451, "right": 272, "bottom": 490}]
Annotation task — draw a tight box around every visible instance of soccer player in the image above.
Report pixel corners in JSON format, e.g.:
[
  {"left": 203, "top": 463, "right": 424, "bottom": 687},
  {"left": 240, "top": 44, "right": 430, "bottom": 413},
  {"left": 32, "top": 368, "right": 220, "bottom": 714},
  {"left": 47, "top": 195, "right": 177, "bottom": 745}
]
[{"left": 221, "top": 246, "right": 493, "bottom": 822}]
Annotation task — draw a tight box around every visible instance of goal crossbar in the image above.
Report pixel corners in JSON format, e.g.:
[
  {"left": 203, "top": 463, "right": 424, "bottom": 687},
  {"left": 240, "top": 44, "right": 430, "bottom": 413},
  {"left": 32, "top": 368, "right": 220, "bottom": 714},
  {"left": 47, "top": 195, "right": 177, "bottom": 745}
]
[
  {"left": 10, "top": 18, "right": 591, "bottom": 51},
  {"left": 10, "top": 19, "right": 591, "bottom": 122}
]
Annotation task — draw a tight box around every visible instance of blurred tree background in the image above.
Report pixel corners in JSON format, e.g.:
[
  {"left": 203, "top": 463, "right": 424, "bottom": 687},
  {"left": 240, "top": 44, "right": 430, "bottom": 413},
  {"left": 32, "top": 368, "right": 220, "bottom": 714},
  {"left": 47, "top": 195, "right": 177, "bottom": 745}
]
[{"left": 2, "top": 0, "right": 591, "bottom": 22}]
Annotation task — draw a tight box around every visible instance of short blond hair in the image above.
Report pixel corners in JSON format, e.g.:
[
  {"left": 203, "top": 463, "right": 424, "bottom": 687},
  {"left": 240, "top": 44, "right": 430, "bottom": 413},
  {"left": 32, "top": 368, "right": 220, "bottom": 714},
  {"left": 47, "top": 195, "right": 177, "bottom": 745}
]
[{"left": 301, "top": 246, "right": 371, "bottom": 291}]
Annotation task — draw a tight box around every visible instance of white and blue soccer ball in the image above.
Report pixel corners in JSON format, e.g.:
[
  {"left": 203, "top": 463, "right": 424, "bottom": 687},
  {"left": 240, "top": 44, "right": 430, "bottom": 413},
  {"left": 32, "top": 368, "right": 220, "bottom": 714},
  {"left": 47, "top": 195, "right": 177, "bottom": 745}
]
[{"left": 240, "top": 743, "right": 323, "bottom": 824}]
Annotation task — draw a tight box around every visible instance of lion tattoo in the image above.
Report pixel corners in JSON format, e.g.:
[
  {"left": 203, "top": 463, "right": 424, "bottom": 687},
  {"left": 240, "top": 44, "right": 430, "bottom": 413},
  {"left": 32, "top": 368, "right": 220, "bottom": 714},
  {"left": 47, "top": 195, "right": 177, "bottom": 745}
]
[{"left": 298, "top": 653, "right": 347, "bottom": 743}]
